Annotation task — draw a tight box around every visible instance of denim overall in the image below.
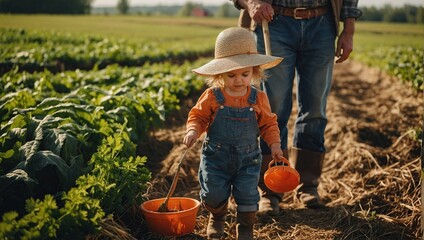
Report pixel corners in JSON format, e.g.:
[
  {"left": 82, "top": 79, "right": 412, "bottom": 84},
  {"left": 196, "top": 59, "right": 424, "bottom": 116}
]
[{"left": 199, "top": 87, "right": 262, "bottom": 213}]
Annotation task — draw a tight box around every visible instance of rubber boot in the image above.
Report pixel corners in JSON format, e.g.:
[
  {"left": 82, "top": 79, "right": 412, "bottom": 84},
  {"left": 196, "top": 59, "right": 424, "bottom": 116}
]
[
  {"left": 204, "top": 202, "right": 228, "bottom": 239},
  {"left": 236, "top": 211, "right": 256, "bottom": 240},
  {"left": 290, "top": 147, "right": 325, "bottom": 208},
  {"left": 258, "top": 150, "right": 288, "bottom": 215}
]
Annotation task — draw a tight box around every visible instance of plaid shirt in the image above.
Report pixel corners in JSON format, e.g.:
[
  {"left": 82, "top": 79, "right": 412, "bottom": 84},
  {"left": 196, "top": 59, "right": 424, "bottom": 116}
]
[
  {"left": 234, "top": 0, "right": 362, "bottom": 19},
  {"left": 265, "top": 0, "right": 361, "bottom": 19}
]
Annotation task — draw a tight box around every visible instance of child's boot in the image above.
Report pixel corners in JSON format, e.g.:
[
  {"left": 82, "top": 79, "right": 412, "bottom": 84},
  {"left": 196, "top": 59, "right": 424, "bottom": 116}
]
[
  {"left": 236, "top": 211, "right": 256, "bottom": 240},
  {"left": 204, "top": 202, "right": 228, "bottom": 239}
]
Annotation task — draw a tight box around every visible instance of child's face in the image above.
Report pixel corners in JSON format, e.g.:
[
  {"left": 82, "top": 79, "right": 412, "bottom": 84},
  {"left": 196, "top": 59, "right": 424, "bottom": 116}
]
[{"left": 222, "top": 67, "right": 253, "bottom": 94}]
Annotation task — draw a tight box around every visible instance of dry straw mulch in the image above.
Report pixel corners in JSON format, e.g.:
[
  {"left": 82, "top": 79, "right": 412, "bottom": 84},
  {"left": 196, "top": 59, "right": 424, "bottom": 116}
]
[{"left": 103, "top": 60, "right": 422, "bottom": 240}]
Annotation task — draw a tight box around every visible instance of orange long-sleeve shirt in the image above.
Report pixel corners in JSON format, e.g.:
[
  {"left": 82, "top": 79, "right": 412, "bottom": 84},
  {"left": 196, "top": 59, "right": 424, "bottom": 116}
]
[{"left": 186, "top": 86, "right": 281, "bottom": 147}]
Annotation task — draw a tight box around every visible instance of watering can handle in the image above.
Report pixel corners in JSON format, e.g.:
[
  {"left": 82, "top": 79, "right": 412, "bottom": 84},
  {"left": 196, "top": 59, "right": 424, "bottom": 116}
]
[{"left": 268, "top": 156, "right": 291, "bottom": 169}]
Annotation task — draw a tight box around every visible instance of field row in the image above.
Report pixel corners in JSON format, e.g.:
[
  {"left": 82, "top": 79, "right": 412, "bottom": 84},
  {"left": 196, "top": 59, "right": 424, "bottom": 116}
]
[
  {"left": 1, "top": 17, "right": 422, "bottom": 90},
  {"left": 0, "top": 28, "right": 213, "bottom": 74},
  {"left": 0, "top": 62, "right": 205, "bottom": 238}
]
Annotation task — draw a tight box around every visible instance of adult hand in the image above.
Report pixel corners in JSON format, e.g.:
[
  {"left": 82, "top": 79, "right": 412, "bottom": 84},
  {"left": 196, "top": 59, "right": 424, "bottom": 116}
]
[
  {"left": 246, "top": 0, "right": 274, "bottom": 23},
  {"left": 335, "top": 18, "right": 355, "bottom": 63}
]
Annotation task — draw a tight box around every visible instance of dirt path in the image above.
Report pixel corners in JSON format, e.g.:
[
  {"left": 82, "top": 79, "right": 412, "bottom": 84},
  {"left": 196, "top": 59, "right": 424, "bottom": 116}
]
[{"left": 136, "top": 60, "right": 422, "bottom": 239}]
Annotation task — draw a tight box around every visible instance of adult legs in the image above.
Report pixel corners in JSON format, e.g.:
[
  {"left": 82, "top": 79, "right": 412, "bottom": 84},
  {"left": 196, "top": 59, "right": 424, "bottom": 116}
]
[
  {"left": 255, "top": 12, "right": 337, "bottom": 208},
  {"left": 255, "top": 15, "right": 298, "bottom": 214},
  {"left": 292, "top": 11, "right": 336, "bottom": 207}
]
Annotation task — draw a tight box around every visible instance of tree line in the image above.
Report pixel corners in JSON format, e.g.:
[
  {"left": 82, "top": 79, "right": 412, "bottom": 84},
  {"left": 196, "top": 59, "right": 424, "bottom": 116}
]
[
  {"left": 0, "top": 0, "right": 423, "bottom": 24},
  {"left": 359, "top": 4, "right": 424, "bottom": 23},
  {"left": 0, "top": 0, "right": 91, "bottom": 14}
]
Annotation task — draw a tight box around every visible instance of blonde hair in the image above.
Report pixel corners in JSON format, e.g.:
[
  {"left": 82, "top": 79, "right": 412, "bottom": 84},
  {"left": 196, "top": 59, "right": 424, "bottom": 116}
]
[{"left": 205, "top": 66, "right": 266, "bottom": 88}]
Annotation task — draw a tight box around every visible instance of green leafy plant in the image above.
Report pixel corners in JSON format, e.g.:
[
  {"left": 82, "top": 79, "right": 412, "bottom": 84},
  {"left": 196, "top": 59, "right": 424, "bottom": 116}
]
[{"left": 0, "top": 27, "right": 205, "bottom": 239}]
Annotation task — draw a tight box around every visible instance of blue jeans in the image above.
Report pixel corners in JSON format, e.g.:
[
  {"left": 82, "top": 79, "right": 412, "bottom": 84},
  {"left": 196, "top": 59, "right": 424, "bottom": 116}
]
[{"left": 256, "top": 11, "right": 337, "bottom": 153}]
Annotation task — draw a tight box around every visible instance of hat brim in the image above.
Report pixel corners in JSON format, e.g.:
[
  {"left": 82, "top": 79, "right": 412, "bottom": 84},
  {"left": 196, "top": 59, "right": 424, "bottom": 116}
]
[{"left": 192, "top": 53, "right": 283, "bottom": 76}]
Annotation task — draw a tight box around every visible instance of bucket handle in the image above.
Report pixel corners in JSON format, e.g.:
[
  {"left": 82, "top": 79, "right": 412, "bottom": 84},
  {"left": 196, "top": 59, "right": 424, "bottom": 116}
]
[{"left": 268, "top": 156, "right": 291, "bottom": 169}]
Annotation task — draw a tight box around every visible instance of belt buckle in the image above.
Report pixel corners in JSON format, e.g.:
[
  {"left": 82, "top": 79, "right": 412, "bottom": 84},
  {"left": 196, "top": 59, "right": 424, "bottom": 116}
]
[{"left": 293, "top": 7, "right": 307, "bottom": 19}]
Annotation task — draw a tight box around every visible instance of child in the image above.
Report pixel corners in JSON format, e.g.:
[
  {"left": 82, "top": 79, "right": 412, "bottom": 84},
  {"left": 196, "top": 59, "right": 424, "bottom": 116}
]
[{"left": 183, "top": 27, "right": 283, "bottom": 240}]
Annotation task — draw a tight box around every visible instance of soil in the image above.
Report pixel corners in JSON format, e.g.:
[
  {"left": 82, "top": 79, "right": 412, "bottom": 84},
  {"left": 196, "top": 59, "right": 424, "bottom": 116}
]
[{"left": 124, "top": 60, "right": 422, "bottom": 239}]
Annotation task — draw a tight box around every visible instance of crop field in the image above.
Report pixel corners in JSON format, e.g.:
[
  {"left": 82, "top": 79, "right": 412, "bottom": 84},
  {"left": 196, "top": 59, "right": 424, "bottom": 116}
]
[
  {"left": 0, "top": 14, "right": 422, "bottom": 239},
  {"left": 0, "top": 15, "right": 422, "bottom": 89},
  {"left": 352, "top": 21, "right": 423, "bottom": 90}
]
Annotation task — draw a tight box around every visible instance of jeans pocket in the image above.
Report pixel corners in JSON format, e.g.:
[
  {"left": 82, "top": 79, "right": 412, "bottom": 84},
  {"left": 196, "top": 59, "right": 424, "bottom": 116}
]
[
  {"left": 244, "top": 148, "right": 262, "bottom": 174},
  {"left": 320, "top": 11, "right": 336, "bottom": 27},
  {"left": 246, "top": 162, "right": 261, "bottom": 175},
  {"left": 202, "top": 141, "right": 219, "bottom": 157}
]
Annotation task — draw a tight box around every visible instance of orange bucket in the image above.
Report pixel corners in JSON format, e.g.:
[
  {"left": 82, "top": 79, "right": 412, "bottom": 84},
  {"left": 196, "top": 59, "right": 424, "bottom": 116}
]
[
  {"left": 140, "top": 197, "right": 201, "bottom": 237},
  {"left": 264, "top": 156, "right": 300, "bottom": 193}
]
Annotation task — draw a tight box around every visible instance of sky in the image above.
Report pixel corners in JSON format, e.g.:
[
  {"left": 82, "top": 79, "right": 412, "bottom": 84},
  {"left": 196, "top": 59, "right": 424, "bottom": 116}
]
[{"left": 92, "top": 0, "right": 424, "bottom": 8}]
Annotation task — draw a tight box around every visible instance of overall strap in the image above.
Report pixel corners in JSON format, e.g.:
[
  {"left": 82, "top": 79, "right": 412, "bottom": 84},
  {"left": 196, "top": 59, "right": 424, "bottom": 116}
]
[
  {"left": 248, "top": 86, "right": 258, "bottom": 105},
  {"left": 212, "top": 87, "right": 225, "bottom": 104}
]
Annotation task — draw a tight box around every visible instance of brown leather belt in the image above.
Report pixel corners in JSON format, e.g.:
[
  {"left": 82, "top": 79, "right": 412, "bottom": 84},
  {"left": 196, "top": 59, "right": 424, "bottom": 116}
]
[{"left": 272, "top": 5, "right": 328, "bottom": 19}]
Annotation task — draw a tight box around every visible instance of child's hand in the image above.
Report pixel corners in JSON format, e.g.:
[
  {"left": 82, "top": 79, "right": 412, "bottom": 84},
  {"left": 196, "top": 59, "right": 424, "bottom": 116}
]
[
  {"left": 269, "top": 143, "right": 284, "bottom": 160},
  {"left": 183, "top": 130, "right": 198, "bottom": 148}
]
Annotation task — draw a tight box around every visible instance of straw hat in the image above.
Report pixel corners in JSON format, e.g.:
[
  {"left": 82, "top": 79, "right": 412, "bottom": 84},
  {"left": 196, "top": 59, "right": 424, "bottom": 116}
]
[{"left": 192, "top": 27, "right": 283, "bottom": 76}]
